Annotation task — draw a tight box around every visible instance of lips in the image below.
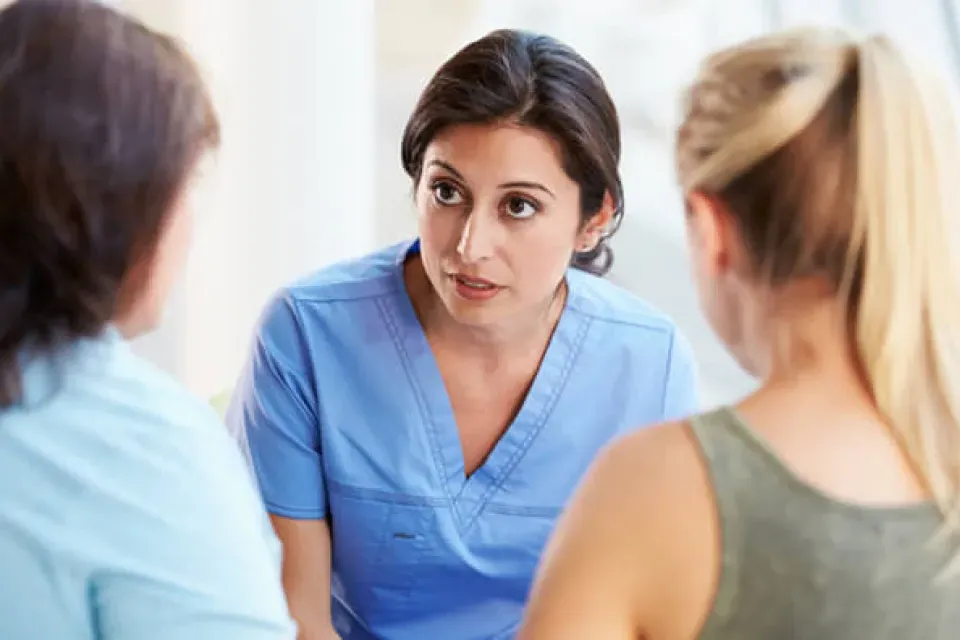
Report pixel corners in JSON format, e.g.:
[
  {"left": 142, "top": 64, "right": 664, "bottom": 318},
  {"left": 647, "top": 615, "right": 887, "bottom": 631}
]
[
  {"left": 449, "top": 273, "right": 502, "bottom": 301},
  {"left": 453, "top": 274, "right": 497, "bottom": 290}
]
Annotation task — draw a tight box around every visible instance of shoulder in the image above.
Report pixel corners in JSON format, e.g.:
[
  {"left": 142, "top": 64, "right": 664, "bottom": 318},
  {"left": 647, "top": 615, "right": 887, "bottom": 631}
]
[
  {"left": 79, "top": 340, "right": 242, "bottom": 483},
  {"left": 543, "top": 422, "right": 702, "bottom": 561},
  {"left": 12, "top": 333, "right": 259, "bottom": 523},
  {"left": 541, "top": 421, "right": 708, "bottom": 570},
  {"left": 573, "top": 421, "right": 708, "bottom": 526},
  {"left": 567, "top": 269, "right": 680, "bottom": 336},
  {"left": 530, "top": 420, "right": 717, "bottom": 634},
  {"left": 566, "top": 269, "right": 695, "bottom": 366},
  {"left": 283, "top": 240, "right": 410, "bottom": 306},
  {"left": 67, "top": 340, "right": 268, "bottom": 526},
  {"left": 61, "top": 348, "right": 292, "bottom": 634},
  {"left": 18, "top": 332, "right": 221, "bottom": 441},
  {"left": 596, "top": 420, "right": 706, "bottom": 490},
  {"left": 251, "top": 241, "right": 411, "bottom": 351},
  {"left": 110, "top": 342, "right": 226, "bottom": 440}
]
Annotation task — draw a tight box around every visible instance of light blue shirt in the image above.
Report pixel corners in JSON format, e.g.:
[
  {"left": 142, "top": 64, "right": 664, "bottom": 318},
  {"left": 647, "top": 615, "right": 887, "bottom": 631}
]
[
  {"left": 0, "top": 328, "right": 296, "bottom": 639},
  {"left": 229, "top": 240, "right": 698, "bottom": 640}
]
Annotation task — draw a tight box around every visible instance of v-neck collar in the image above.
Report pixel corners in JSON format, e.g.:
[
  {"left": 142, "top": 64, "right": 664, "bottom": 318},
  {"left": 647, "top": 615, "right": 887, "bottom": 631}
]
[{"left": 380, "top": 240, "right": 590, "bottom": 530}]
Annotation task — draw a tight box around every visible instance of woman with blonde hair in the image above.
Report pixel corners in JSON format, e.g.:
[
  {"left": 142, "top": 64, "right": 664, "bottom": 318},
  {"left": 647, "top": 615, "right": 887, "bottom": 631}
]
[{"left": 518, "top": 27, "right": 960, "bottom": 639}]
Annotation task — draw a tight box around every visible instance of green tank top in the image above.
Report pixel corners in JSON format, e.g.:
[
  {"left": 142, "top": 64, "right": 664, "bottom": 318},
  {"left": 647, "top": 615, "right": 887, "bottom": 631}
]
[{"left": 690, "top": 407, "right": 960, "bottom": 639}]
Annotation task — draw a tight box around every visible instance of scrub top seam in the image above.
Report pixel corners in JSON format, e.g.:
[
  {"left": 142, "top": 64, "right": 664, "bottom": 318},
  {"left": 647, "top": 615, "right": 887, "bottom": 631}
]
[
  {"left": 659, "top": 328, "right": 677, "bottom": 417},
  {"left": 327, "top": 480, "right": 448, "bottom": 507},
  {"left": 261, "top": 500, "right": 327, "bottom": 519},
  {"left": 461, "top": 314, "right": 592, "bottom": 530},
  {"left": 375, "top": 296, "right": 461, "bottom": 520},
  {"left": 284, "top": 284, "right": 399, "bottom": 305},
  {"left": 565, "top": 305, "right": 674, "bottom": 334}
]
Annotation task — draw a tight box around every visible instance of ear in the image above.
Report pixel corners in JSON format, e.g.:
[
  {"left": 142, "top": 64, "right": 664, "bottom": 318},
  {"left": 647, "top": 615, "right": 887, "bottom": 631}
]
[
  {"left": 685, "top": 191, "right": 735, "bottom": 279},
  {"left": 576, "top": 191, "right": 616, "bottom": 252}
]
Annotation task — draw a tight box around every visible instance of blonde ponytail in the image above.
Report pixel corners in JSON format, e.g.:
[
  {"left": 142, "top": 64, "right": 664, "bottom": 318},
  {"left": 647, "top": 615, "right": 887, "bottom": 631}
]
[
  {"left": 678, "top": 28, "right": 960, "bottom": 559},
  {"left": 852, "top": 36, "right": 960, "bottom": 538},
  {"left": 680, "top": 29, "right": 850, "bottom": 193}
]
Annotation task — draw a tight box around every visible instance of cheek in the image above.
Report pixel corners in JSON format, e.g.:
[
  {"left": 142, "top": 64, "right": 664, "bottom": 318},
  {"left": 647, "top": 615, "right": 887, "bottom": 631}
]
[
  {"left": 510, "top": 220, "right": 577, "bottom": 290},
  {"left": 148, "top": 204, "right": 194, "bottom": 297},
  {"left": 416, "top": 202, "right": 458, "bottom": 260},
  {"left": 165, "top": 204, "right": 195, "bottom": 271}
]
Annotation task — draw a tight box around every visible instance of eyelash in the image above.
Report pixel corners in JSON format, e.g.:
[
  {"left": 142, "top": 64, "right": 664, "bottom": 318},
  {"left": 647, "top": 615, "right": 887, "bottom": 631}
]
[
  {"left": 428, "top": 180, "right": 541, "bottom": 220},
  {"left": 429, "top": 180, "right": 465, "bottom": 207}
]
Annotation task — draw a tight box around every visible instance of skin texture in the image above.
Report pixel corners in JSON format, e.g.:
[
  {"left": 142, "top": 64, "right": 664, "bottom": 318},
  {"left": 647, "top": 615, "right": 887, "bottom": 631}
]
[
  {"left": 517, "top": 191, "right": 929, "bottom": 640},
  {"left": 271, "top": 516, "right": 339, "bottom": 640}
]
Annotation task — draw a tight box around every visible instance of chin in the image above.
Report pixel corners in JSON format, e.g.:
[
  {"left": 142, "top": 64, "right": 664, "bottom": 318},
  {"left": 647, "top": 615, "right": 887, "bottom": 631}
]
[
  {"left": 441, "top": 299, "right": 504, "bottom": 327},
  {"left": 437, "top": 288, "right": 508, "bottom": 327}
]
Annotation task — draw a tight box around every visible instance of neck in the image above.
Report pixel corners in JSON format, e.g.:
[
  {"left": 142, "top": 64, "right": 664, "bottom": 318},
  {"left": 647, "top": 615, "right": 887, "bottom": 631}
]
[
  {"left": 744, "top": 286, "right": 865, "bottom": 392},
  {"left": 436, "top": 291, "right": 565, "bottom": 359}
]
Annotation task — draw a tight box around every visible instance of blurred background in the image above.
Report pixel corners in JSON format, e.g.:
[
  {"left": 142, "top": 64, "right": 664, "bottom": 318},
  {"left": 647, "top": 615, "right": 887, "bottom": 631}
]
[{"left": 105, "top": 0, "right": 960, "bottom": 409}]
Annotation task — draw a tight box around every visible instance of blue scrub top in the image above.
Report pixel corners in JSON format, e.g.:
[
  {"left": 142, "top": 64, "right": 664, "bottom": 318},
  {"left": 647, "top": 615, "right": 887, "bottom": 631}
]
[
  {"left": 0, "top": 328, "right": 295, "bottom": 639},
  {"left": 229, "top": 240, "right": 699, "bottom": 640}
]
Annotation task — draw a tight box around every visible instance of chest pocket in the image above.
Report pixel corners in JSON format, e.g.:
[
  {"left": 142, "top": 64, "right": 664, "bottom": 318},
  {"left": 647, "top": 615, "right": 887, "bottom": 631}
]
[
  {"left": 329, "top": 486, "right": 567, "bottom": 638},
  {"left": 328, "top": 485, "right": 442, "bottom": 623}
]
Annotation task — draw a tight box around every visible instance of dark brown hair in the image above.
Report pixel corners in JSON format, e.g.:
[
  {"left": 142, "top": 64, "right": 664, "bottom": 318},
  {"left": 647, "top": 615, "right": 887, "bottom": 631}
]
[
  {"left": 0, "top": 0, "right": 220, "bottom": 407},
  {"left": 401, "top": 29, "right": 623, "bottom": 276}
]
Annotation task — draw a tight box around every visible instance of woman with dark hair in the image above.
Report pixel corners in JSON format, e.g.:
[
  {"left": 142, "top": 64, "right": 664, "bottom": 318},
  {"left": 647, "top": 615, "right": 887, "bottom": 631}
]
[
  {"left": 229, "top": 29, "right": 698, "bottom": 639},
  {"left": 0, "top": 1, "right": 294, "bottom": 638}
]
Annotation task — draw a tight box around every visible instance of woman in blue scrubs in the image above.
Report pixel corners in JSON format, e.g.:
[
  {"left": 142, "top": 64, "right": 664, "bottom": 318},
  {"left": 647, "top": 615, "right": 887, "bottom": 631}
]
[
  {"left": 229, "top": 29, "right": 698, "bottom": 640},
  {"left": 0, "top": 2, "right": 293, "bottom": 638}
]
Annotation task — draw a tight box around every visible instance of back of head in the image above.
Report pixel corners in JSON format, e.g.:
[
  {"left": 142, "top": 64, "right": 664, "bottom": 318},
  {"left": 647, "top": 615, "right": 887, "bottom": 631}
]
[
  {"left": 677, "top": 28, "right": 960, "bottom": 547},
  {"left": 0, "top": 0, "right": 219, "bottom": 407},
  {"left": 401, "top": 29, "right": 624, "bottom": 275}
]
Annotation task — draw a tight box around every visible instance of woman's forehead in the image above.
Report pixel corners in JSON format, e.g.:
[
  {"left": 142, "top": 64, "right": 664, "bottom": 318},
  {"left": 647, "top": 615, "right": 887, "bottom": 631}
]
[{"left": 423, "top": 122, "right": 572, "bottom": 188}]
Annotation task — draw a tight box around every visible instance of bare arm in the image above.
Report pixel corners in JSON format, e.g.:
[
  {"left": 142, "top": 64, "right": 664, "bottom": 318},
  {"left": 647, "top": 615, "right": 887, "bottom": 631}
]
[
  {"left": 518, "top": 422, "right": 718, "bottom": 640},
  {"left": 271, "top": 516, "right": 340, "bottom": 640},
  {"left": 517, "top": 442, "right": 647, "bottom": 640},
  {"left": 225, "top": 296, "right": 336, "bottom": 637}
]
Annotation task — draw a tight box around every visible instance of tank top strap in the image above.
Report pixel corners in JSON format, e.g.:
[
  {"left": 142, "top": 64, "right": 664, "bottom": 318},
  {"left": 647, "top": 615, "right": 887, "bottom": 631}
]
[{"left": 687, "top": 407, "right": 756, "bottom": 624}]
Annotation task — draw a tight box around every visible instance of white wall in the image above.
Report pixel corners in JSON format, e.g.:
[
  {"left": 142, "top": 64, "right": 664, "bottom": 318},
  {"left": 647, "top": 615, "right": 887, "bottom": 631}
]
[{"left": 121, "top": 0, "right": 377, "bottom": 397}]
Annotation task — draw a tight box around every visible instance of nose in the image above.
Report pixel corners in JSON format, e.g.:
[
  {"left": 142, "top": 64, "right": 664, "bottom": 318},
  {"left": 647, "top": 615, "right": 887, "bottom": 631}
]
[{"left": 456, "top": 212, "right": 495, "bottom": 264}]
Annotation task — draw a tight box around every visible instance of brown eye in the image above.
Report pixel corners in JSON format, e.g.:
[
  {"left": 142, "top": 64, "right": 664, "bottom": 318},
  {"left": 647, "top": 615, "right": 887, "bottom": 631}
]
[
  {"left": 431, "top": 181, "right": 464, "bottom": 206},
  {"left": 504, "top": 196, "right": 538, "bottom": 220}
]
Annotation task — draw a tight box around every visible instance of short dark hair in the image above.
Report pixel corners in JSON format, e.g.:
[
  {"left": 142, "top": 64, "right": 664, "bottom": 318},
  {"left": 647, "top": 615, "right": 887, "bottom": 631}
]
[
  {"left": 0, "top": 0, "right": 220, "bottom": 407},
  {"left": 400, "top": 29, "right": 624, "bottom": 277}
]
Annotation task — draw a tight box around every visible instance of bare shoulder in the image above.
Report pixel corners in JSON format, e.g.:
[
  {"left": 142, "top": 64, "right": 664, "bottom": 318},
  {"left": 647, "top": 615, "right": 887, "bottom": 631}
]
[
  {"left": 602, "top": 419, "right": 703, "bottom": 478},
  {"left": 576, "top": 419, "right": 710, "bottom": 523},
  {"left": 520, "top": 420, "right": 720, "bottom": 640}
]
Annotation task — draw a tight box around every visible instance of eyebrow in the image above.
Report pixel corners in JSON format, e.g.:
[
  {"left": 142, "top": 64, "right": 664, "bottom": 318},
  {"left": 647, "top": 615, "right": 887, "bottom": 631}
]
[{"left": 426, "top": 159, "right": 556, "bottom": 199}]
